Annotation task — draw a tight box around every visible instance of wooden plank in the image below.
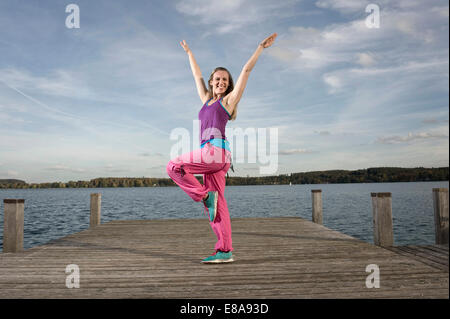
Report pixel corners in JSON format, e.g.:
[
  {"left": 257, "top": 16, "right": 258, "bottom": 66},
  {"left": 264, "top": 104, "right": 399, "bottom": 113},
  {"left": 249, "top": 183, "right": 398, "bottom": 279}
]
[
  {"left": 408, "top": 246, "right": 449, "bottom": 263},
  {"left": 385, "top": 245, "right": 449, "bottom": 272},
  {"left": 0, "top": 217, "right": 448, "bottom": 299},
  {"left": 414, "top": 244, "right": 448, "bottom": 256}
]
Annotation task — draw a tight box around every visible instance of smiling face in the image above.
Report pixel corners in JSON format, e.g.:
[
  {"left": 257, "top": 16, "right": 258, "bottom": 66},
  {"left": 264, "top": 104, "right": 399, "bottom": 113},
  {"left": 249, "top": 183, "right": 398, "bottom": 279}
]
[{"left": 209, "top": 70, "right": 229, "bottom": 97}]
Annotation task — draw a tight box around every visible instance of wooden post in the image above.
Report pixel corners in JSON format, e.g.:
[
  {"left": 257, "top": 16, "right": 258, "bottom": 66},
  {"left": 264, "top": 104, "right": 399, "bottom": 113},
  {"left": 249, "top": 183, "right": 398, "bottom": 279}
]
[
  {"left": 433, "top": 188, "right": 449, "bottom": 245},
  {"left": 371, "top": 192, "right": 394, "bottom": 247},
  {"left": 312, "top": 189, "right": 323, "bottom": 224},
  {"left": 90, "top": 193, "right": 101, "bottom": 227},
  {"left": 371, "top": 193, "right": 394, "bottom": 247},
  {"left": 3, "top": 199, "right": 25, "bottom": 253}
]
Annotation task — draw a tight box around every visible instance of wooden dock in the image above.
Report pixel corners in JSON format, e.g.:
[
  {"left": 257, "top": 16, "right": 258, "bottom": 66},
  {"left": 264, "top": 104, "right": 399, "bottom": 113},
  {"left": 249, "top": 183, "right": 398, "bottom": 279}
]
[{"left": 0, "top": 217, "right": 448, "bottom": 299}]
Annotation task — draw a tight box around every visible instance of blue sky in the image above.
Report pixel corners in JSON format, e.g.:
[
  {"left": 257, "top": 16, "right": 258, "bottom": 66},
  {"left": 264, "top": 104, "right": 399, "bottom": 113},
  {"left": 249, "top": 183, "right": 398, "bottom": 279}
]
[{"left": 0, "top": 0, "right": 448, "bottom": 183}]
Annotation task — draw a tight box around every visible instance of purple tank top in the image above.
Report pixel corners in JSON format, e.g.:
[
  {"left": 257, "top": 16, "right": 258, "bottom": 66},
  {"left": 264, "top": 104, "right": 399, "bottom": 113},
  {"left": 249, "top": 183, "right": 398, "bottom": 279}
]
[{"left": 198, "top": 98, "right": 231, "bottom": 145}]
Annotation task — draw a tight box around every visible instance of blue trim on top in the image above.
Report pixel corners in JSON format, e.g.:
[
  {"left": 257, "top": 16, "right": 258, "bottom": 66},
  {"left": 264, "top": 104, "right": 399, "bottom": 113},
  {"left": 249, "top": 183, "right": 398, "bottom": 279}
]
[
  {"left": 205, "top": 98, "right": 231, "bottom": 120},
  {"left": 219, "top": 98, "right": 232, "bottom": 119},
  {"left": 201, "top": 138, "right": 231, "bottom": 152}
]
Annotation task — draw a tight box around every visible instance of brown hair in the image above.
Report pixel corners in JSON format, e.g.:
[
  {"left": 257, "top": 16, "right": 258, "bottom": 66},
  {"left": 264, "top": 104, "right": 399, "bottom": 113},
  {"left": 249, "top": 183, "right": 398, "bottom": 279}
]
[{"left": 207, "top": 67, "right": 238, "bottom": 121}]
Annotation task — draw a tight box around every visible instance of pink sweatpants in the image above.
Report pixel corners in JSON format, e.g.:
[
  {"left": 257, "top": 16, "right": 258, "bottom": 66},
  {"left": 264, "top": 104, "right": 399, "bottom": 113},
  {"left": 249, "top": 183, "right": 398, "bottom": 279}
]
[{"left": 166, "top": 143, "right": 233, "bottom": 252}]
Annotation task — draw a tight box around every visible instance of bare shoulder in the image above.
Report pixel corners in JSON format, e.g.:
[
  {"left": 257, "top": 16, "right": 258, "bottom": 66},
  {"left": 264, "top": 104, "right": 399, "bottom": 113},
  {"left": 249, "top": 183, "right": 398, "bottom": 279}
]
[{"left": 201, "top": 93, "right": 212, "bottom": 105}]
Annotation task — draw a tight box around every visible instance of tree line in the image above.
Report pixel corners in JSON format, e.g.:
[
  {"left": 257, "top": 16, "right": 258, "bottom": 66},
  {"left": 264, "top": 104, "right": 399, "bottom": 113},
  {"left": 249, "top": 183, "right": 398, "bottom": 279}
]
[{"left": 0, "top": 167, "right": 448, "bottom": 189}]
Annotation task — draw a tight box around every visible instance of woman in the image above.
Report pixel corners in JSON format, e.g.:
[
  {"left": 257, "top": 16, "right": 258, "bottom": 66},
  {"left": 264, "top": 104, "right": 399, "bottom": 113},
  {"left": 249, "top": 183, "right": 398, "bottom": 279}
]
[{"left": 166, "top": 33, "right": 277, "bottom": 263}]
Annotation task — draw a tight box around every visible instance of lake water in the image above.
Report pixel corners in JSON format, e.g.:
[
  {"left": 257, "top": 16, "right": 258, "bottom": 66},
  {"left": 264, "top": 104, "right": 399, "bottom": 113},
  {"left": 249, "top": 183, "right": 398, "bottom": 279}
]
[{"left": 0, "top": 181, "right": 448, "bottom": 250}]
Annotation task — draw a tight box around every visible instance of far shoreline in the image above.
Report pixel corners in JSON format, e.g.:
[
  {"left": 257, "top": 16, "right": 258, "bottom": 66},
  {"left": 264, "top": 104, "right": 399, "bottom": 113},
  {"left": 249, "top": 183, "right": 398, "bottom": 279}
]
[{"left": 1, "top": 167, "right": 448, "bottom": 189}]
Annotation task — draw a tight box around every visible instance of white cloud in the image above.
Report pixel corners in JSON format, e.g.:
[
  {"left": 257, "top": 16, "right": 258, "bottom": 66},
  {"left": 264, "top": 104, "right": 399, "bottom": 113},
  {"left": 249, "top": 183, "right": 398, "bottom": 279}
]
[
  {"left": 0, "top": 68, "right": 172, "bottom": 140},
  {"left": 269, "top": 1, "right": 449, "bottom": 75},
  {"left": 314, "top": 130, "right": 331, "bottom": 136},
  {"left": 321, "top": 58, "right": 448, "bottom": 95},
  {"left": 322, "top": 74, "right": 342, "bottom": 93},
  {"left": 1, "top": 1, "right": 448, "bottom": 181},
  {"left": 422, "top": 118, "right": 449, "bottom": 125},
  {"left": 0, "top": 112, "right": 29, "bottom": 124},
  {"left": 101, "top": 164, "right": 129, "bottom": 173},
  {"left": 356, "top": 52, "right": 376, "bottom": 67},
  {"left": 175, "top": 0, "right": 301, "bottom": 34},
  {"left": 45, "top": 165, "right": 86, "bottom": 173},
  {"left": 314, "top": 0, "right": 436, "bottom": 14},
  {"left": 376, "top": 130, "right": 449, "bottom": 144},
  {"left": 315, "top": 0, "right": 372, "bottom": 13},
  {"left": 268, "top": 47, "right": 299, "bottom": 63},
  {"left": 431, "top": 5, "right": 449, "bottom": 18},
  {"left": 5, "top": 170, "right": 19, "bottom": 177},
  {"left": 0, "top": 68, "right": 93, "bottom": 99},
  {"left": 279, "top": 148, "right": 313, "bottom": 155}
]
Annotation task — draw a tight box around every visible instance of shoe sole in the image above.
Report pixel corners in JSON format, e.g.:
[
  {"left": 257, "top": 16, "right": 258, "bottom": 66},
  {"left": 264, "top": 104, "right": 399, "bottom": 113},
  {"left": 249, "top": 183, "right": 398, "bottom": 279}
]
[{"left": 201, "top": 258, "right": 234, "bottom": 264}]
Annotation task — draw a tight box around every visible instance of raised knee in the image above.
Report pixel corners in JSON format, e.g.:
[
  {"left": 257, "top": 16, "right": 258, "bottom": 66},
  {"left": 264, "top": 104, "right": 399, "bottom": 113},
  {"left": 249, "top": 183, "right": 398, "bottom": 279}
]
[
  {"left": 166, "top": 161, "right": 174, "bottom": 176},
  {"left": 167, "top": 161, "right": 186, "bottom": 177}
]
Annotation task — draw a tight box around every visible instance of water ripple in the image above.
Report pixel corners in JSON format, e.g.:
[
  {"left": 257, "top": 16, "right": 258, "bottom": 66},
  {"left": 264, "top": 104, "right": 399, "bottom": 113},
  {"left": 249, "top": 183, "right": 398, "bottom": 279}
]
[{"left": 0, "top": 181, "right": 448, "bottom": 249}]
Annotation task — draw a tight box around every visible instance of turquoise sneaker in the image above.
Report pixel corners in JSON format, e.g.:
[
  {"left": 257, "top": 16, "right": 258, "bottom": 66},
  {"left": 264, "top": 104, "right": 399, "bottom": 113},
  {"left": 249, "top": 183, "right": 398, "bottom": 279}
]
[
  {"left": 203, "top": 191, "right": 218, "bottom": 222},
  {"left": 201, "top": 251, "right": 234, "bottom": 264}
]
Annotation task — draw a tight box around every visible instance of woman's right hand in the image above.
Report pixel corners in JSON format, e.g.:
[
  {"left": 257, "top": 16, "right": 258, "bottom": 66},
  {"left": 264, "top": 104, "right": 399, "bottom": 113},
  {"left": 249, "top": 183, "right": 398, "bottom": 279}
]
[
  {"left": 180, "top": 40, "right": 190, "bottom": 53},
  {"left": 259, "top": 33, "right": 277, "bottom": 49}
]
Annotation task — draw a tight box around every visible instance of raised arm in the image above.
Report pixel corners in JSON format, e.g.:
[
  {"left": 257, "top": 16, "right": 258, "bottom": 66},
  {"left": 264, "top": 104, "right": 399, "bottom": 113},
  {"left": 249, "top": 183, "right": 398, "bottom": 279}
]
[
  {"left": 180, "top": 40, "right": 209, "bottom": 103},
  {"left": 224, "top": 33, "right": 277, "bottom": 113}
]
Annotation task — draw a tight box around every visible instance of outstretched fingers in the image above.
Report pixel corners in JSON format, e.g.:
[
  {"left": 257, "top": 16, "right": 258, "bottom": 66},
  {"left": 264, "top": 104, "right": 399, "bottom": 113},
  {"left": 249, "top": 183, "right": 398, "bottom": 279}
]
[{"left": 180, "top": 40, "right": 190, "bottom": 52}]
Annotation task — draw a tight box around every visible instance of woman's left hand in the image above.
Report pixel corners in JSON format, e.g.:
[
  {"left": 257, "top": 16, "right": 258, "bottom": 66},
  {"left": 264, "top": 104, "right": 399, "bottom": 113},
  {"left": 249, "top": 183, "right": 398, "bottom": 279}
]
[{"left": 259, "top": 33, "right": 277, "bottom": 49}]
